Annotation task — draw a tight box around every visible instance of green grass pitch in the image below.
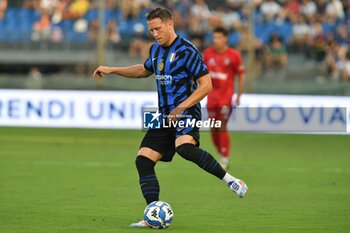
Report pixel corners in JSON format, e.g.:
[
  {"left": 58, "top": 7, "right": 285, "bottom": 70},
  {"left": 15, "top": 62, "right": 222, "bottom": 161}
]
[{"left": 0, "top": 127, "right": 349, "bottom": 233}]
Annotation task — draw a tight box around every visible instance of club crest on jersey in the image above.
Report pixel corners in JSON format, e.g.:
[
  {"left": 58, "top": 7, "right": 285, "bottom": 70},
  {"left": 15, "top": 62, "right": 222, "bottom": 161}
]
[
  {"left": 158, "top": 60, "right": 164, "bottom": 71},
  {"left": 169, "top": 53, "right": 176, "bottom": 62}
]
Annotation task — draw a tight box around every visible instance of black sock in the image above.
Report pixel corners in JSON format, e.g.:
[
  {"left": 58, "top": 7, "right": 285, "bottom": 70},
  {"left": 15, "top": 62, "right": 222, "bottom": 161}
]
[
  {"left": 135, "top": 155, "right": 160, "bottom": 204},
  {"left": 176, "top": 143, "right": 226, "bottom": 179}
]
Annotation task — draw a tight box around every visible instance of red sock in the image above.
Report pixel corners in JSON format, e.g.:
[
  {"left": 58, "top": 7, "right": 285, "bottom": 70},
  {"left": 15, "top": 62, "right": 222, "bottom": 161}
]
[
  {"left": 218, "top": 131, "right": 230, "bottom": 157},
  {"left": 211, "top": 131, "right": 221, "bottom": 153}
]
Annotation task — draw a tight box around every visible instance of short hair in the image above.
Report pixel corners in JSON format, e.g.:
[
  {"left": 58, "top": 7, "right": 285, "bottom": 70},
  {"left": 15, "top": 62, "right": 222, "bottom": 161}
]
[
  {"left": 146, "top": 7, "right": 173, "bottom": 21},
  {"left": 213, "top": 27, "right": 229, "bottom": 37}
]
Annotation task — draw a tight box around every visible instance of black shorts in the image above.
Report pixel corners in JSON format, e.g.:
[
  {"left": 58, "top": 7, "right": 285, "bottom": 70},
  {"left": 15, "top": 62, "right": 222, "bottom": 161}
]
[{"left": 140, "top": 127, "right": 200, "bottom": 162}]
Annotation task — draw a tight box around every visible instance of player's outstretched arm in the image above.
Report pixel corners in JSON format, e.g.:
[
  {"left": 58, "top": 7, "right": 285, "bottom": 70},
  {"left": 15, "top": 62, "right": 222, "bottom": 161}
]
[
  {"left": 93, "top": 65, "right": 153, "bottom": 79},
  {"left": 169, "top": 74, "right": 212, "bottom": 120},
  {"left": 235, "top": 74, "right": 245, "bottom": 106}
]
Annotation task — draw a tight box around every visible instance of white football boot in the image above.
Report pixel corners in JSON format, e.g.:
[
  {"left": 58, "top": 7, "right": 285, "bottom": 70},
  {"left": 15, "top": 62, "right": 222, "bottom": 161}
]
[
  {"left": 228, "top": 179, "right": 248, "bottom": 198},
  {"left": 129, "top": 220, "right": 149, "bottom": 228}
]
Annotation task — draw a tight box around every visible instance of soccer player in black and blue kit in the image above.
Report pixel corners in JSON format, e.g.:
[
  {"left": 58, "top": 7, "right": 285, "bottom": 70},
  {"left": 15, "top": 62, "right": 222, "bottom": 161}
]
[{"left": 93, "top": 7, "right": 248, "bottom": 227}]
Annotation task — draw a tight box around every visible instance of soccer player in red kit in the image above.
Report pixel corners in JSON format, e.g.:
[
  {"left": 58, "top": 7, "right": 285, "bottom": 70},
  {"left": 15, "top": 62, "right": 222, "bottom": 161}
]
[{"left": 203, "top": 27, "right": 245, "bottom": 170}]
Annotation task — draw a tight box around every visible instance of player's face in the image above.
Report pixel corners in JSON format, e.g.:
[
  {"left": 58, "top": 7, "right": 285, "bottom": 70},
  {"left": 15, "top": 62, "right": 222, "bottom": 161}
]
[
  {"left": 147, "top": 18, "right": 173, "bottom": 46},
  {"left": 213, "top": 32, "right": 228, "bottom": 51}
]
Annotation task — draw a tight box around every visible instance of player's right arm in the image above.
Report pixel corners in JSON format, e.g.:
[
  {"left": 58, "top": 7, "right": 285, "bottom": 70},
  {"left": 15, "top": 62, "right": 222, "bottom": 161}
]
[
  {"left": 93, "top": 65, "right": 153, "bottom": 79},
  {"left": 94, "top": 45, "right": 155, "bottom": 79}
]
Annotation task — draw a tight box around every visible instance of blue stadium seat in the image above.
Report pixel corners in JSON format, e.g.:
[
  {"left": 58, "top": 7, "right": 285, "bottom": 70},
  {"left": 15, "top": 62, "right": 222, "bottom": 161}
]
[
  {"left": 71, "top": 31, "right": 88, "bottom": 42},
  {"left": 18, "top": 8, "right": 32, "bottom": 23},
  {"left": 113, "top": 9, "right": 121, "bottom": 22},
  {"left": 32, "top": 10, "right": 41, "bottom": 22},
  {"left": 18, "top": 11, "right": 33, "bottom": 41},
  {"left": 254, "top": 10, "right": 264, "bottom": 25},
  {"left": 139, "top": 9, "right": 151, "bottom": 21},
  {"left": 61, "top": 20, "right": 74, "bottom": 31},
  {"left": 104, "top": 9, "right": 113, "bottom": 25},
  {"left": 255, "top": 21, "right": 277, "bottom": 44},
  {"left": 118, "top": 19, "right": 135, "bottom": 38},
  {"left": 84, "top": 8, "right": 98, "bottom": 22},
  {"left": 4, "top": 7, "right": 18, "bottom": 23},
  {"left": 19, "top": 30, "right": 32, "bottom": 41},
  {"left": 63, "top": 30, "right": 73, "bottom": 42},
  {"left": 228, "top": 31, "right": 240, "bottom": 47},
  {"left": 322, "top": 22, "right": 336, "bottom": 36},
  {"left": 3, "top": 8, "right": 18, "bottom": 41},
  {"left": 2, "top": 14, "right": 20, "bottom": 42},
  {"left": 4, "top": 29, "right": 21, "bottom": 42},
  {"left": 85, "top": 8, "right": 121, "bottom": 26},
  {"left": 61, "top": 20, "right": 75, "bottom": 42},
  {"left": 204, "top": 31, "right": 213, "bottom": 44},
  {"left": 18, "top": 8, "right": 34, "bottom": 37},
  {"left": 277, "top": 20, "right": 292, "bottom": 44},
  {"left": 64, "top": 29, "right": 88, "bottom": 42}
]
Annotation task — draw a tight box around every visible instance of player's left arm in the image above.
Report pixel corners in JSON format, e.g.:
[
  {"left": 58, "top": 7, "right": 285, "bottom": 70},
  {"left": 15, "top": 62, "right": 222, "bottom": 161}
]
[
  {"left": 236, "top": 73, "right": 245, "bottom": 106},
  {"left": 169, "top": 74, "right": 212, "bottom": 120},
  {"left": 234, "top": 52, "right": 245, "bottom": 106}
]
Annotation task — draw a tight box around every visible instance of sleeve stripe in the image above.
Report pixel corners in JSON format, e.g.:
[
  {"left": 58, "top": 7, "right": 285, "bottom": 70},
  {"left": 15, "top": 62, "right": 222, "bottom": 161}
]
[
  {"left": 194, "top": 64, "right": 201, "bottom": 76},
  {"left": 186, "top": 51, "right": 197, "bottom": 71}
]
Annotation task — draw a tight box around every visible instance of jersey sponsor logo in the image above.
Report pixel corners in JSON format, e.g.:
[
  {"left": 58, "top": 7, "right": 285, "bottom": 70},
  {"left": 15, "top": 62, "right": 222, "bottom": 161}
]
[
  {"left": 208, "top": 58, "right": 216, "bottom": 66},
  {"left": 169, "top": 53, "right": 176, "bottom": 62},
  {"left": 158, "top": 60, "right": 164, "bottom": 71},
  {"left": 209, "top": 71, "right": 228, "bottom": 80},
  {"left": 224, "top": 58, "right": 230, "bottom": 65},
  {"left": 155, "top": 75, "right": 173, "bottom": 85}
]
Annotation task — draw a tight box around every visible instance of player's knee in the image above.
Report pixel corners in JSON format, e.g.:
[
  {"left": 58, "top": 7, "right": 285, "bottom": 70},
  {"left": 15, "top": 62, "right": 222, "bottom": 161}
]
[
  {"left": 175, "top": 143, "right": 194, "bottom": 160},
  {"left": 135, "top": 155, "right": 155, "bottom": 169},
  {"left": 135, "top": 155, "right": 142, "bottom": 169}
]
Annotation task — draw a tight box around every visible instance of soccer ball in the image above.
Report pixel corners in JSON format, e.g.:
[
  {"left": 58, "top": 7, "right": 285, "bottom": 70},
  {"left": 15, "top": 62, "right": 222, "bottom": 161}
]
[{"left": 144, "top": 201, "right": 174, "bottom": 229}]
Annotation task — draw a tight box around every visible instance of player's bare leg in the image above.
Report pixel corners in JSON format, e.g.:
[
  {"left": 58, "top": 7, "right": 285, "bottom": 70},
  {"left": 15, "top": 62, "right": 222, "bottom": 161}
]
[{"left": 175, "top": 135, "right": 247, "bottom": 198}]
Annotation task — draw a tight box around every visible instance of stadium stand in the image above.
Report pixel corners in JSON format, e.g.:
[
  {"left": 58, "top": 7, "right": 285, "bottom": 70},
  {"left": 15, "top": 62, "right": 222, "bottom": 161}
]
[{"left": 0, "top": 0, "right": 349, "bottom": 93}]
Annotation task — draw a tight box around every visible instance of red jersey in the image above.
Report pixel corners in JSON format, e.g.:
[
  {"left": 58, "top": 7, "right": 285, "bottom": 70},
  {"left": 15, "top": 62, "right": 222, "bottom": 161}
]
[{"left": 203, "top": 47, "right": 244, "bottom": 107}]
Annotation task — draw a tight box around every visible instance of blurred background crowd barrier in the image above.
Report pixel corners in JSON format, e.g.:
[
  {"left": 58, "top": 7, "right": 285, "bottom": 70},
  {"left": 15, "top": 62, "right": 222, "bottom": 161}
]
[{"left": 0, "top": 0, "right": 349, "bottom": 95}]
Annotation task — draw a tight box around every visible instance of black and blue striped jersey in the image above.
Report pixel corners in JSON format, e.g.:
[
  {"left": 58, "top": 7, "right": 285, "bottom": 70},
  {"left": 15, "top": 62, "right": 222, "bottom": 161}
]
[{"left": 144, "top": 36, "right": 209, "bottom": 120}]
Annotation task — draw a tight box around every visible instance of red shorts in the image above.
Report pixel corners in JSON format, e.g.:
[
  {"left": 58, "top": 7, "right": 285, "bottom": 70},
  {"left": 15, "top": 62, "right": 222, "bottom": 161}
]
[{"left": 207, "top": 105, "right": 233, "bottom": 122}]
